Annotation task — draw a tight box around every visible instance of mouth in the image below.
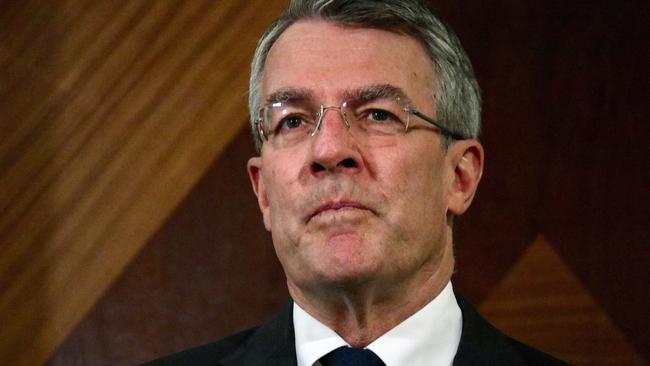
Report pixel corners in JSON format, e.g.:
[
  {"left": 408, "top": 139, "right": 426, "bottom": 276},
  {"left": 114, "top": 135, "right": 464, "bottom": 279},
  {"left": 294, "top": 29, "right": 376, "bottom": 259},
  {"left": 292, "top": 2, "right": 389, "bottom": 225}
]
[{"left": 306, "top": 200, "right": 373, "bottom": 223}]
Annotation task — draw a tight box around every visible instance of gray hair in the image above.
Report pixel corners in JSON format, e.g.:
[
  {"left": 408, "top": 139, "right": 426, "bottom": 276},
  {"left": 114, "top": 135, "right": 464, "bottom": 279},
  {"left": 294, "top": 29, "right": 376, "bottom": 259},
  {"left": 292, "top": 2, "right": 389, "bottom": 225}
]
[{"left": 248, "top": 0, "right": 481, "bottom": 152}]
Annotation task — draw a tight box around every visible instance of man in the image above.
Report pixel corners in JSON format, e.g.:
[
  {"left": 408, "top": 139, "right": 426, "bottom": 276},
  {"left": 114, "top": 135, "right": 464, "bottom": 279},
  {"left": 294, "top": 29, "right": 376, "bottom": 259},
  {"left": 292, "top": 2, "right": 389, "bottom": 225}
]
[{"left": 145, "top": 0, "right": 566, "bottom": 365}]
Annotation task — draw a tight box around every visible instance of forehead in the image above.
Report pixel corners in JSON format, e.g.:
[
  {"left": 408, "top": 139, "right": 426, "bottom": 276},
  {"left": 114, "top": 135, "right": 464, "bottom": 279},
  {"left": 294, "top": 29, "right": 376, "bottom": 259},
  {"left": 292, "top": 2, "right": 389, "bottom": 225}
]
[{"left": 262, "top": 19, "right": 434, "bottom": 103}]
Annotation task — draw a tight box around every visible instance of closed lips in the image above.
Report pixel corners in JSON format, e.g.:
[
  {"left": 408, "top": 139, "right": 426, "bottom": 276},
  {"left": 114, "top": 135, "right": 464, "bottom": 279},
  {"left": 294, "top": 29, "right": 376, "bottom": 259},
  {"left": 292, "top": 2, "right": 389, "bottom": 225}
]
[{"left": 308, "top": 201, "right": 372, "bottom": 222}]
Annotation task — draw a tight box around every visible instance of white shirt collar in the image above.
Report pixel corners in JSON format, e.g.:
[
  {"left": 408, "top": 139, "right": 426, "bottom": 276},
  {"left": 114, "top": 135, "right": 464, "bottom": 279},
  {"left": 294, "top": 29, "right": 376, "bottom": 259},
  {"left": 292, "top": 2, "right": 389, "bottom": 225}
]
[{"left": 293, "top": 281, "right": 462, "bottom": 366}]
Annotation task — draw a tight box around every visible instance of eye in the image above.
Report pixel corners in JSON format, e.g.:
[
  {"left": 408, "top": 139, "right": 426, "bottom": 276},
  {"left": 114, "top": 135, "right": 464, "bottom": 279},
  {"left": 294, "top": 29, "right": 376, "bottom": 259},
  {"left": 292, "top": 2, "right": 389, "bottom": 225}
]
[
  {"left": 271, "top": 113, "right": 315, "bottom": 137},
  {"left": 366, "top": 109, "right": 397, "bottom": 122},
  {"left": 280, "top": 115, "right": 305, "bottom": 129},
  {"left": 355, "top": 106, "right": 406, "bottom": 135}
]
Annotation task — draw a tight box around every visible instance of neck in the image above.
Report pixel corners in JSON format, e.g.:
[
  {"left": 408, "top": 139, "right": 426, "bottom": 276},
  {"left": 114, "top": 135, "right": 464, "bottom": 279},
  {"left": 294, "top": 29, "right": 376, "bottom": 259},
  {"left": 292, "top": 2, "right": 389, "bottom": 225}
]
[{"left": 288, "top": 242, "right": 455, "bottom": 347}]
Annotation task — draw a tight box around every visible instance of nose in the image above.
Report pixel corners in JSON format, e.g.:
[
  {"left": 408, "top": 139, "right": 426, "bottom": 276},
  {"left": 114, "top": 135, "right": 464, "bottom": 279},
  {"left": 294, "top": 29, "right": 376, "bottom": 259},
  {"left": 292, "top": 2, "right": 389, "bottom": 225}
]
[{"left": 309, "top": 107, "right": 362, "bottom": 176}]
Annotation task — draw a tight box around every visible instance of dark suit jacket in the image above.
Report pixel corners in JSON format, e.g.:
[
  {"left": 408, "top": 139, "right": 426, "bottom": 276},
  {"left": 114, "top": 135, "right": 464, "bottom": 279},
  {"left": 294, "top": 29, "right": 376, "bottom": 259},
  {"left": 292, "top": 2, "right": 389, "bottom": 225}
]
[{"left": 142, "top": 292, "right": 567, "bottom": 365}]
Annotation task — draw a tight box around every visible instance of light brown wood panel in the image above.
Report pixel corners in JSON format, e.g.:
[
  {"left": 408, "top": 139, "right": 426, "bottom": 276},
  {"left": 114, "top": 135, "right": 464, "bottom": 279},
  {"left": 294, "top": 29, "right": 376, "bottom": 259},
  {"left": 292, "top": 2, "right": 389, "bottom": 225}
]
[
  {"left": 480, "top": 237, "right": 646, "bottom": 365},
  {"left": 0, "top": 1, "right": 288, "bottom": 365}
]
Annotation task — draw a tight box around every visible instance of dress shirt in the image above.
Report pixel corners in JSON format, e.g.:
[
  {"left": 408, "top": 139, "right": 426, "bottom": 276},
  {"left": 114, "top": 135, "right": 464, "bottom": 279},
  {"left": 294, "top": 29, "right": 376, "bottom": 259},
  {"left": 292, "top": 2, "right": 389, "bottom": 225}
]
[{"left": 294, "top": 281, "right": 462, "bottom": 366}]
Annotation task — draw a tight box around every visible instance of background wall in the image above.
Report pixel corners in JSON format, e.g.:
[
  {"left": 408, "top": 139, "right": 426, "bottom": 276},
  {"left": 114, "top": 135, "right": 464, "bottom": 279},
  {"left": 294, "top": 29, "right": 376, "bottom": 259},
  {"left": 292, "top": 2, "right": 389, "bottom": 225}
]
[{"left": 0, "top": 1, "right": 646, "bottom": 365}]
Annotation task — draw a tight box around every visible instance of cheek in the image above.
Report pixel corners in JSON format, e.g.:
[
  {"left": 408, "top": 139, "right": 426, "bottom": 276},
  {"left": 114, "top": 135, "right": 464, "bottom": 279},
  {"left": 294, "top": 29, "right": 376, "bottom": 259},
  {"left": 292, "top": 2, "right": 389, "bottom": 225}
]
[
  {"left": 263, "top": 155, "right": 288, "bottom": 195},
  {"left": 263, "top": 156, "right": 304, "bottom": 218},
  {"left": 379, "top": 146, "right": 446, "bottom": 224},
  {"left": 376, "top": 144, "right": 442, "bottom": 193}
]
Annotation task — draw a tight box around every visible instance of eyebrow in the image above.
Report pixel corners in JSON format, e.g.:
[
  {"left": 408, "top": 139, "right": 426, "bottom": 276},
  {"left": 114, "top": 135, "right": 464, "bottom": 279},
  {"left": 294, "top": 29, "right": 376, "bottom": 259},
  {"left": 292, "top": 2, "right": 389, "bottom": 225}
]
[
  {"left": 265, "top": 87, "right": 314, "bottom": 105},
  {"left": 342, "top": 84, "right": 412, "bottom": 104},
  {"left": 264, "top": 84, "right": 412, "bottom": 105}
]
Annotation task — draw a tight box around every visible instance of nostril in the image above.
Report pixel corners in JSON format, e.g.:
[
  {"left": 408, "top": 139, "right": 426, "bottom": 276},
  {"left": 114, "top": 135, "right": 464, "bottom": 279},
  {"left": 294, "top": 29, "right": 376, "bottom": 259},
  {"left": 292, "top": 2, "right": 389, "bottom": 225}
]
[
  {"left": 311, "top": 162, "right": 326, "bottom": 173},
  {"left": 310, "top": 158, "right": 358, "bottom": 175},
  {"left": 340, "top": 158, "right": 357, "bottom": 169}
]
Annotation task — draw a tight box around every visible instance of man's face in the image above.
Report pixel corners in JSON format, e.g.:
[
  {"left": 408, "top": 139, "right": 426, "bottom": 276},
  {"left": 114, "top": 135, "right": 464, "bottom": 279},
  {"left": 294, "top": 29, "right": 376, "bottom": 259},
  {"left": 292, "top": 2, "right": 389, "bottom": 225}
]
[{"left": 249, "top": 20, "right": 465, "bottom": 294}]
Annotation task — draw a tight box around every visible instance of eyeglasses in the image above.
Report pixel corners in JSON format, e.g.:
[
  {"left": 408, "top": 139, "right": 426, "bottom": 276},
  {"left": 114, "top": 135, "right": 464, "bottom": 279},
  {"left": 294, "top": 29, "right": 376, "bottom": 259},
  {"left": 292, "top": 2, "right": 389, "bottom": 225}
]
[{"left": 256, "top": 95, "right": 466, "bottom": 148}]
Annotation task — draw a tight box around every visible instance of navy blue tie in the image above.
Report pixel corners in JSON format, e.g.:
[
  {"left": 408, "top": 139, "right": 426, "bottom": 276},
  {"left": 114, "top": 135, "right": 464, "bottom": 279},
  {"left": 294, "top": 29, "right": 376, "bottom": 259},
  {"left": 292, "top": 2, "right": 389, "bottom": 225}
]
[{"left": 319, "top": 346, "right": 385, "bottom": 366}]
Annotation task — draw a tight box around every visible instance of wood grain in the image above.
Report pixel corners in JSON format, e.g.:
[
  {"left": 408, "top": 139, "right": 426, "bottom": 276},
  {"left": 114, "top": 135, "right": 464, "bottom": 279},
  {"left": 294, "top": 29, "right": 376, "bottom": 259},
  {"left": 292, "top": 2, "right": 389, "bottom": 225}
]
[
  {"left": 49, "top": 130, "right": 291, "bottom": 365},
  {"left": 0, "top": 1, "right": 288, "bottom": 365},
  {"left": 480, "top": 237, "right": 646, "bottom": 365}
]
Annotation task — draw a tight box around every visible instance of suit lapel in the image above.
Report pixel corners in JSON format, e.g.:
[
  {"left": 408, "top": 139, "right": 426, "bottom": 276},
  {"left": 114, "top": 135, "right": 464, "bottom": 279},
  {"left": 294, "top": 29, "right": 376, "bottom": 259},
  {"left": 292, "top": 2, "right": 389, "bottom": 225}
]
[
  {"left": 452, "top": 292, "right": 526, "bottom": 366},
  {"left": 220, "top": 302, "right": 297, "bottom": 366}
]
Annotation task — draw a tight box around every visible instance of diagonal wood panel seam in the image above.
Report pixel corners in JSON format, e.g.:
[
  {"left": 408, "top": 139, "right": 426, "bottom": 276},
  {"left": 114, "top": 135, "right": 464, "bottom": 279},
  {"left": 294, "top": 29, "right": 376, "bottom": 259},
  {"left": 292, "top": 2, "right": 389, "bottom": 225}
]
[{"left": 0, "top": 1, "right": 288, "bottom": 365}]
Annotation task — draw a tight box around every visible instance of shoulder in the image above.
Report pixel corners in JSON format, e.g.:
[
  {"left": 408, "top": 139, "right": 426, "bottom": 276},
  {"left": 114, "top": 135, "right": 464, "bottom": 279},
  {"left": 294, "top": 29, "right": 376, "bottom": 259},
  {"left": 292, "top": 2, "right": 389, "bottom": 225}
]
[
  {"left": 139, "top": 326, "right": 259, "bottom": 366},
  {"left": 140, "top": 302, "right": 296, "bottom": 366},
  {"left": 508, "top": 337, "right": 568, "bottom": 366},
  {"left": 453, "top": 292, "right": 568, "bottom": 365}
]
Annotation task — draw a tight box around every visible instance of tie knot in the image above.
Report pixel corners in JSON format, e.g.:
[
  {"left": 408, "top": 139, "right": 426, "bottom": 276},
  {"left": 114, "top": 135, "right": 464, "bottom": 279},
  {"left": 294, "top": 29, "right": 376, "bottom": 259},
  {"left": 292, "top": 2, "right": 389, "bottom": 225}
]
[{"left": 319, "top": 346, "right": 385, "bottom": 366}]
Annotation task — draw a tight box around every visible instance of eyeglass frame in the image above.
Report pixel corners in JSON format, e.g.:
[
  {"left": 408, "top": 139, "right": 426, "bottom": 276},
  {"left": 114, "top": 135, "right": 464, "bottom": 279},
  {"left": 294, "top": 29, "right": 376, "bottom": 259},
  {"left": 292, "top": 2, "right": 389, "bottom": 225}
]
[{"left": 254, "top": 91, "right": 467, "bottom": 145}]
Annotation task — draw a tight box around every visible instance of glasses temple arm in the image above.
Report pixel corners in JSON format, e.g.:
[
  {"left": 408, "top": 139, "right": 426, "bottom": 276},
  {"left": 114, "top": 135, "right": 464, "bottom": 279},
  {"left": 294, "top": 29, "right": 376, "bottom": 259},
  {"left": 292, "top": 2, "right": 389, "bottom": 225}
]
[{"left": 407, "top": 109, "right": 466, "bottom": 140}]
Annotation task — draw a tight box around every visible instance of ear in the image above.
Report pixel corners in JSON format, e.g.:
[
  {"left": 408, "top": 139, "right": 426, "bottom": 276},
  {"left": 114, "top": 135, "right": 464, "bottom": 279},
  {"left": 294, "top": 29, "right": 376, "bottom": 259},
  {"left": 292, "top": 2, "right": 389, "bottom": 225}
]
[
  {"left": 247, "top": 156, "right": 272, "bottom": 231},
  {"left": 446, "top": 140, "right": 484, "bottom": 216}
]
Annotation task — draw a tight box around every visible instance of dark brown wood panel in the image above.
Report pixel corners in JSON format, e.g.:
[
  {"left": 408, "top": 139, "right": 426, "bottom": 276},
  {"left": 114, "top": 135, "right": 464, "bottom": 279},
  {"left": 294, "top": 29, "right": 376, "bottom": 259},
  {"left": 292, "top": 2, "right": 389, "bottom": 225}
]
[
  {"left": 537, "top": 1, "right": 649, "bottom": 354},
  {"left": 446, "top": 0, "right": 649, "bottom": 359}
]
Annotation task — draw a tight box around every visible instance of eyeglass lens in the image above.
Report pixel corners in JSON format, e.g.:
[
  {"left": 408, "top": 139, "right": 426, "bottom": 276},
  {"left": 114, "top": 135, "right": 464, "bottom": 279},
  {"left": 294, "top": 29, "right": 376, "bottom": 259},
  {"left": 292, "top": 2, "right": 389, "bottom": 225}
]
[{"left": 262, "top": 97, "right": 410, "bottom": 148}]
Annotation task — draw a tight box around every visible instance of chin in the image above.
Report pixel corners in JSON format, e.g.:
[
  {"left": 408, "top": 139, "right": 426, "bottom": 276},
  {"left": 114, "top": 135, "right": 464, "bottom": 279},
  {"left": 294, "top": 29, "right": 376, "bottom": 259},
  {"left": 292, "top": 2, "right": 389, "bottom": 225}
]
[
  {"left": 314, "top": 251, "right": 383, "bottom": 289},
  {"left": 314, "top": 267, "right": 377, "bottom": 290},
  {"left": 291, "top": 231, "right": 387, "bottom": 288}
]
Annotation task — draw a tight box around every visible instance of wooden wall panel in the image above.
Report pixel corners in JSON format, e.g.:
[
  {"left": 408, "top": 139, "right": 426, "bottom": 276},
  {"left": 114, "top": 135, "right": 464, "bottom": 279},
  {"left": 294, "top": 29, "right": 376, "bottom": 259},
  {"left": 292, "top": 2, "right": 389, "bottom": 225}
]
[
  {"left": 49, "top": 130, "right": 289, "bottom": 366},
  {"left": 0, "top": 1, "right": 288, "bottom": 365},
  {"left": 480, "top": 237, "right": 646, "bottom": 364},
  {"left": 536, "top": 2, "right": 649, "bottom": 352},
  {"left": 442, "top": 1, "right": 649, "bottom": 360}
]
